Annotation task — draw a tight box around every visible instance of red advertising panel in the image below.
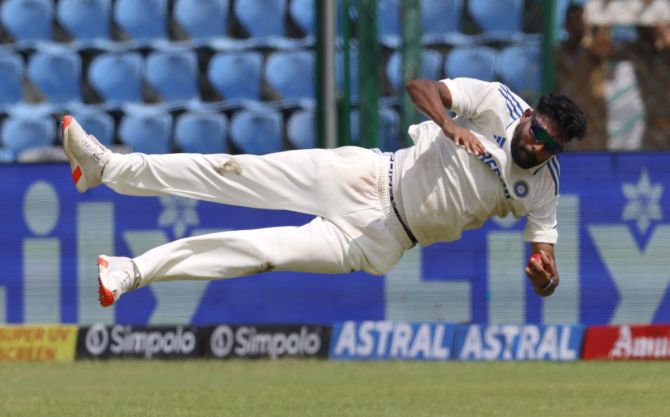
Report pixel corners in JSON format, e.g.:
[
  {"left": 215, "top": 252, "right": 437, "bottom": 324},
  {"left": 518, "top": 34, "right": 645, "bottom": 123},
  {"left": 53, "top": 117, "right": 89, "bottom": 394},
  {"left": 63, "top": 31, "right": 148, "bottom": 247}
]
[{"left": 583, "top": 324, "right": 670, "bottom": 360}]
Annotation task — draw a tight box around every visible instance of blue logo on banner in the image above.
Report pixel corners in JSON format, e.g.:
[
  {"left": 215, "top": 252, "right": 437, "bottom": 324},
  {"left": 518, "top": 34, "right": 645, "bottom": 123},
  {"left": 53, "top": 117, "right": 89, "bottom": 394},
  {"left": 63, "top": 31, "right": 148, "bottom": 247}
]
[
  {"left": 452, "top": 324, "right": 585, "bottom": 361},
  {"left": 330, "top": 321, "right": 457, "bottom": 360}
]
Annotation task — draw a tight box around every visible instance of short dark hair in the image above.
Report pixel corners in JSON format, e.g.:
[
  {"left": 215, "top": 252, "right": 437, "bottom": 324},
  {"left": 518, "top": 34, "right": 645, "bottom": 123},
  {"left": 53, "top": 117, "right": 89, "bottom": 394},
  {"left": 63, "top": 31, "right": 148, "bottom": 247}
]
[
  {"left": 566, "top": 3, "right": 584, "bottom": 19},
  {"left": 536, "top": 92, "right": 587, "bottom": 142}
]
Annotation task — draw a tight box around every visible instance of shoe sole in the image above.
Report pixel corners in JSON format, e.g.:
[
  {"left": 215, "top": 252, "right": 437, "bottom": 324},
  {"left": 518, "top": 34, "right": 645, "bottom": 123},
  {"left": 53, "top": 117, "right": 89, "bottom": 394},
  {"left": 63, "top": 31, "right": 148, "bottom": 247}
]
[
  {"left": 62, "top": 115, "right": 89, "bottom": 193},
  {"left": 98, "top": 255, "right": 116, "bottom": 307}
]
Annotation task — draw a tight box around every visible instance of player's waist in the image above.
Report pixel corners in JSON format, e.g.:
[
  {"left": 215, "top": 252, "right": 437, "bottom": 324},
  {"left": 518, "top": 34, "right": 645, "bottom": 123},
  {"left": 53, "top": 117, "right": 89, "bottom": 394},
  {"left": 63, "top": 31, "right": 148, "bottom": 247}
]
[
  {"left": 375, "top": 150, "right": 417, "bottom": 249},
  {"left": 390, "top": 148, "right": 485, "bottom": 246}
]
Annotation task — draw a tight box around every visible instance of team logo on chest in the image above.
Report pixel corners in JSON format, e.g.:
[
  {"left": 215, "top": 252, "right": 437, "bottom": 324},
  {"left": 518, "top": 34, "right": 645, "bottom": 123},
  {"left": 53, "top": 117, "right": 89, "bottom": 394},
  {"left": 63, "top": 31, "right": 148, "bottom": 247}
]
[{"left": 513, "top": 180, "right": 529, "bottom": 198}]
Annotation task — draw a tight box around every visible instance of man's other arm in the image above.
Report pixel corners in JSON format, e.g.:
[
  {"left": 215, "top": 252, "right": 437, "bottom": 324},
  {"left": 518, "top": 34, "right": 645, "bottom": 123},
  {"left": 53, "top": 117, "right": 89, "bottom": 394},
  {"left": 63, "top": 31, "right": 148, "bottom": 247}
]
[{"left": 406, "top": 79, "right": 485, "bottom": 156}]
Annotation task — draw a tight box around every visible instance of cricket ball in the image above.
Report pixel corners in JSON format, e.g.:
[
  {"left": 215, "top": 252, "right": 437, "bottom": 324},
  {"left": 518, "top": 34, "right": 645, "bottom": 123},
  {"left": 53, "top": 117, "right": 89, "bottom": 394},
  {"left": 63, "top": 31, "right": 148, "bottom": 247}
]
[{"left": 527, "top": 252, "right": 542, "bottom": 268}]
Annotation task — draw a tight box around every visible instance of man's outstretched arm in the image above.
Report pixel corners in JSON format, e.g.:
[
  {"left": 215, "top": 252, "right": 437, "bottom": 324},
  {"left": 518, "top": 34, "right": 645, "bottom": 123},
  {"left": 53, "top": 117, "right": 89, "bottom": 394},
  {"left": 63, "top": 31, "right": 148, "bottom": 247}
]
[
  {"left": 526, "top": 242, "right": 560, "bottom": 297},
  {"left": 406, "top": 79, "right": 485, "bottom": 156}
]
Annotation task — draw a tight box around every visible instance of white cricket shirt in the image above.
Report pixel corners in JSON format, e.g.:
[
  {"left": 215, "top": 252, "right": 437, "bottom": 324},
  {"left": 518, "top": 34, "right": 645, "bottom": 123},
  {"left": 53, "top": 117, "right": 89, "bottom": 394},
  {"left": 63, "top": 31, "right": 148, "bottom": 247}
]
[{"left": 393, "top": 77, "right": 560, "bottom": 246}]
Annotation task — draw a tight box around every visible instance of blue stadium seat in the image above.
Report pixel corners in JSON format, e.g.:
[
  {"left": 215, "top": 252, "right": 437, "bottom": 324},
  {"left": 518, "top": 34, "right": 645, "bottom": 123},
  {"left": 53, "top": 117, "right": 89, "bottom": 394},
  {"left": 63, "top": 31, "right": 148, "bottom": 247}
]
[
  {"left": 496, "top": 44, "right": 541, "bottom": 100},
  {"left": 235, "top": 0, "right": 286, "bottom": 37},
  {"left": 234, "top": 0, "right": 303, "bottom": 47},
  {"left": 286, "top": 109, "right": 315, "bottom": 149},
  {"left": 57, "top": 0, "right": 112, "bottom": 46},
  {"left": 378, "top": 0, "right": 471, "bottom": 47},
  {"left": 174, "top": 0, "right": 228, "bottom": 42},
  {"left": 0, "top": 147, "right": 14, "bottom": 162},
  {"left": 265, "top": 50, "right": 315, "bottom": 104},
  {"left": 378, "top": 0, "right": 400, "bottom": 47},
  {"left": 288, "top": 0, "right": 352, "bottom": 39},
  {"left": 421, "top": 0, "right": 470, "bottom": 45},
  {"left": 88, "top": 52, "right": 143, "bottom": 105},
  {"left": 207, "top": 51, "right": 263, "bottom": 101},
  {"left": 444, "top": 46, "right": 497, "bottom": 81},
  {"left": 118, "top": 106, "right": 172, "bottom": 154},
  {"left": 0, "top": 0, "right": 53, "bottom": 45},
  {"left": 175, "top": 111, "right": 228, "bottom": 153},
  {"left": 468, "top": 0, "right": 523, "bottom": 42},
  {"left": 422, "top": 0, "right": 461, "bottom": 35},
  {"left": 114, "top": 0, "right": 168, "bottom": 44},
  {"left": 0, "top": 52, "right": 24, "bottom": 107},
  {"left": 27, "top": 45, "right": 82, "bottom": 104},
  {"left": 289, "top": 0, "right": 315, "bottom": 37},
  {"left": 67, "top": 105, "right": 115, "bottom": 146},
  {"left": 386, "top": 49, "right": 442, "bottom": 95},
  {"left": 145, "top": 48, "right": 199, "bottom": 103},
  {"left": 1, "top": 115, "right": 54, "bottom": 156},
  {"left": 289, "top": 0, "right": 356, "bottom": 37},
  {"left": 229, "top": 107, "right": 283, "bottom": 154}
]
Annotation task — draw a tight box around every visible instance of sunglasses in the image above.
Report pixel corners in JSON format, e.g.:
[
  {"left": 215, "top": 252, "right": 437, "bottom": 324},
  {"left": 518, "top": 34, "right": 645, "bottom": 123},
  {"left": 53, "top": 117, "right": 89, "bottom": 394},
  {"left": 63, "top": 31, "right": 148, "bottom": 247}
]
[{"left": 530, "top": 116, "right": 563, "bottom": 155}]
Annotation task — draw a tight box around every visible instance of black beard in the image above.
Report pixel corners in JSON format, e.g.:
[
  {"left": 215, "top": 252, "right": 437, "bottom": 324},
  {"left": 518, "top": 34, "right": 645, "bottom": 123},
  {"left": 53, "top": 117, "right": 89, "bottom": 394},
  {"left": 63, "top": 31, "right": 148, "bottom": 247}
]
[{"left": 511, "top": 123, "right": 539, "bottom": 169}]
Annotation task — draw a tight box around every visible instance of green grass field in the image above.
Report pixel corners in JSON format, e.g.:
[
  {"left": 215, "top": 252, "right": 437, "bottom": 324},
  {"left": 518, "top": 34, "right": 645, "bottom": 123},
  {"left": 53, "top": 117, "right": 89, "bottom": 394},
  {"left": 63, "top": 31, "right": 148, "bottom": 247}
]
[{"left": 1, "top": 360, "right": 668, "bottom": 417}]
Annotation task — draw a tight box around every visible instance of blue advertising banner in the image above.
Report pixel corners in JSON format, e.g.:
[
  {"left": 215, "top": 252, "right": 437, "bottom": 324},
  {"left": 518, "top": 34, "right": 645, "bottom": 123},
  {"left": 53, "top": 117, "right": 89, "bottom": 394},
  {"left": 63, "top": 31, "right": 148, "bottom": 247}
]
[
  {"left": 451, "top": 324, "right": 585, "bottom": 361},
  {"left": 1, "top": 153, "right": 670, "bottom": 325},
  {"left": 329, "top": 321, "right": 457, "bottom": 360}
]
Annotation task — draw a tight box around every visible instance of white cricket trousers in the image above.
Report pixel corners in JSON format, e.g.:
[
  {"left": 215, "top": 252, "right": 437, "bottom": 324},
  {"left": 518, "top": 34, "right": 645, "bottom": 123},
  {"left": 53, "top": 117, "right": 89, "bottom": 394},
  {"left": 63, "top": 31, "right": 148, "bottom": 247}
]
[{"left": 101, "top": 147, "right": 414, "bottom": 286}]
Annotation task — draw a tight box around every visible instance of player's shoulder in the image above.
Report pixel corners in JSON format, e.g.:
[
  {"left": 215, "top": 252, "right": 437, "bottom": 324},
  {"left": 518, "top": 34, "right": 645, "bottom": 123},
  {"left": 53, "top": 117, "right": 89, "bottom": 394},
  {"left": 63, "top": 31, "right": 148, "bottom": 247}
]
[
  {"left": 445, "top": 78, "right": 529, "bottom": 104},
  {"left": 508, "top": 157, "right": 559, "bottom": 208},
  {"left": 493, "top": 83, "right": 531, "bottom": 121},
  {"left": 444, "top": 77, "right": 503, "bottom": 99},
  {"left": 529, "top": 156, "right": 561, "bottom": 198},
  {"left": 458, "top": 79, "right": 531, "bottom": 124}
]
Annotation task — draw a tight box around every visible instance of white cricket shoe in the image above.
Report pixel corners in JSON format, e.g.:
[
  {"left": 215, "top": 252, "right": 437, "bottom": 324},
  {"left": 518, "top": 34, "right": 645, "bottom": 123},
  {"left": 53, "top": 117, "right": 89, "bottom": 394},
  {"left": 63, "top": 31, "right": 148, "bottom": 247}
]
[
  {"left": 62, "top": 115, "right": 111, "bottom": 193},
  {"left": 97, "top": 255, "right": 138, "bottom": 307}
]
